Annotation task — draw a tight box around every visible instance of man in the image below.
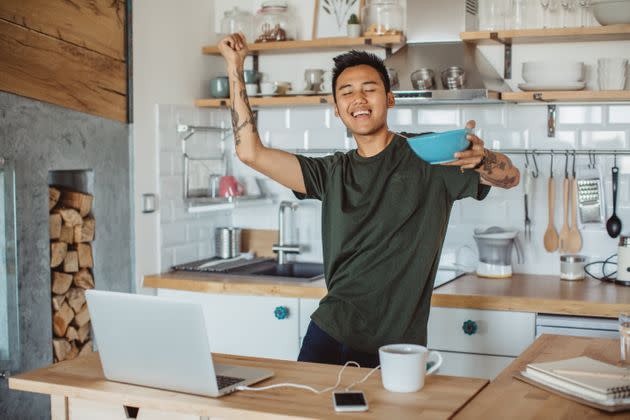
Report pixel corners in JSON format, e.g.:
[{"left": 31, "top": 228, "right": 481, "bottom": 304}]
[{"left": 218, "top": 33, "right": 520, "bottom": 368}]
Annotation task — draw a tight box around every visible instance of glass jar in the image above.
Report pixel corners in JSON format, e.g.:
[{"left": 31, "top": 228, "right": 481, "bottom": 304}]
[
  {"left": 361, "top": 0, "right": 404, "bottom": 36},
  {"left": 254, "top": 1, "right": 296, "bottom": 43},
  {"left": 219, "top": 7, "right": 253, "bottom": 41},
  {"left": 560, "top": 254, "right": 586, "bottom": 281}
]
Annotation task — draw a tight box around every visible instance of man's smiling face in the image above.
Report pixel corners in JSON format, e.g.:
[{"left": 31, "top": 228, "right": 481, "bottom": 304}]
[{"left": 334, "top": 64, "right": 395, "bottom": 136}]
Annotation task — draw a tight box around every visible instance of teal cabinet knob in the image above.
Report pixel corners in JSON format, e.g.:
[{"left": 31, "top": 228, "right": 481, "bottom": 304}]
[
  {"left": 462, "top": 320, "right": 478, "bottom": 335},
  {"left": 274, "top": 306, "right": 289, "bottom": 320}
]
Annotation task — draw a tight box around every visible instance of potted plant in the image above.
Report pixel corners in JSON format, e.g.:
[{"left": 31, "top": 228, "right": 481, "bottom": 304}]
[{"left": 347, "top": 13, "right": 361, "bottom": 38}]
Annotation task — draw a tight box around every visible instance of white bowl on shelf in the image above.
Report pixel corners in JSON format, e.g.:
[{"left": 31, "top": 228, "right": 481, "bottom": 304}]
[
  {"left": 522, "top": 61, "right": 585, "bottom": 85},
  {"left": 591, "top": 0, "right": 630, "bottom": 25}
]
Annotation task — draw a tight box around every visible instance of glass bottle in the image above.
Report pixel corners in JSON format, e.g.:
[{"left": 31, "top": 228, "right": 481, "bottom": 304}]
[
  {"left": 254, "top": 1, "right": 296, "bottom": 43},
  {"left": 219, "top": 7, "right": 253, "bottom": 41}
]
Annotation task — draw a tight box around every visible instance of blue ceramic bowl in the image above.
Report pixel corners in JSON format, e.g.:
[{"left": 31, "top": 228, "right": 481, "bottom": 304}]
[{"left": 406, "top": 129, "right": 471, "bottom": 164}]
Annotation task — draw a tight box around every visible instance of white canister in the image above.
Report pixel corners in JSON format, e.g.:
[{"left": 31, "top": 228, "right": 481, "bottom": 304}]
[
  {"left": 560, "top": 254, "right": 586, "bottom": 281},
  {"left": 618, "top": 236, "right": 630, "bottom": 284}
]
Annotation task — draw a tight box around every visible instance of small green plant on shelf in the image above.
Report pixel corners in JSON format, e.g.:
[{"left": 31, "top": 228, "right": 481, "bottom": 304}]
[{"left": 347, "top": 13, "right": 361, "bottom": 38}]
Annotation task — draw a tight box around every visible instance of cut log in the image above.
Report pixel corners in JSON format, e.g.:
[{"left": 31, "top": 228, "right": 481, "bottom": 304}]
[
  {"left": 51, "top": 294, "right": 66, "bottom": 312},
  {"left": 63, "top": 250, "right": 79, "bottom": 273},
  {"left": 53, "top": 302, "right": 74, "bottom": 337},
  {"left": 78, "top": 340, "right": 93, "bottom": 357},
  {"left": 66, "top": 342, "right": 80, "bottom": 361},
  {"left": 73, "top": 269, "right": 94, "bottom": 289},
  {"left": 60, "top": 190, "right": 93, "bottom": 217},
  {"left": 49, "top": 187, "right": 61, "bottom": 210},
  {"left": 51, "top": 271, "right": 73, "bottom": 295},
  {"left": 52, "top": 338, "right": 71, "bottom": 362},
  {"left": 73, "top": 303, "right": 90, "bottom": 328},
  {"left": 65, "top": 325, "right": 79, "bottom": 341},
  {"left": 66, "top": 287, "right": 86, "bottom": 313},
  {"left": 55, "top": 208, "right": 83, "bottom": 227},
  {"left": 74, "top": 217, "right": 95, "bottom": 243},
  {"left": 49, "top": 213, "right": 62, "bottom": 240},
  {"left": 59, "top": 224, "right": 74, "bottom": 244},
  {"left": 77, "top": 243, "right": 93, "bottom": 268},
  {"left": 77, "top": 322, "right": 91, "bottom": 343},
  {"left": 50, "top": 242, "right": 68, "bottom": 268}
]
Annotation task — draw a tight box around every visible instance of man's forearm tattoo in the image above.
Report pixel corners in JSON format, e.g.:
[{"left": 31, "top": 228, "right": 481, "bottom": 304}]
[
  {"left": 479, "top": 149, "right": 518, "bottom": 188},
  {"left": 229, "top": 69, "right": 257, "bottom": 147}
]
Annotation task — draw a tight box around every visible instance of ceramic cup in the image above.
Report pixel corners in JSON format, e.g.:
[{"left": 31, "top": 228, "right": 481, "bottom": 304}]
[
  {"left": 260, "top": 82, "right": 277, "bottom": 95},
  {"left": 210, "top": 77, "right": 229, "bottom": 98},
  {"left": 378, "top": 344, "right": 443, "bottom": 393},
  {"left": 219, "top": 176, "right": 244, "bottom": 197},
  {"left": 274, "top": 81, "right": 292, "bottom": 95},
  {"left": 245, "top": 83, "right": 258, "bottom": 96},
  {"left": 243, "top": 69, "right": 260, "bottom": 84}
]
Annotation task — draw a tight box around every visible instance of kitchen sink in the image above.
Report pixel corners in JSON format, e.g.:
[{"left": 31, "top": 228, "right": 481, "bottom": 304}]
[{"left": 228, "top": 260, "right": 325, "bottom": 281}]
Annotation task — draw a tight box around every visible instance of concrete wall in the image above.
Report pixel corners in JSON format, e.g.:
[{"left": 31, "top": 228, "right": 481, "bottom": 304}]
[{"left": 0, "top": 91, "right": 133, "bottom": 419}]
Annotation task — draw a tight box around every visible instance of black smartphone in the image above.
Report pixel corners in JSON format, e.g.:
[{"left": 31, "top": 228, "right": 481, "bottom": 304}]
[{"left": 332, "top": 391, "right": 369, "bottom": 412}]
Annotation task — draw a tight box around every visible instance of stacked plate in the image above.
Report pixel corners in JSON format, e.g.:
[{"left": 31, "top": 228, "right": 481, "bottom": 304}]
[{"left": 519, "top": 61, "right": 586, "bottom": 91}]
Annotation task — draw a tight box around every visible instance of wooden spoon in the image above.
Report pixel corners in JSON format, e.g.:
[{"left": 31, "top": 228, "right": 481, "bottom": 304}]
[
  {"left": 567, "top": 176, "right": 583, "bottom": 253},
  {"left": 544, "top": 174, "right": 559, "bottom": 252},
  {"left": 558, "top": 174, "right": 570, "bottom": 252}
]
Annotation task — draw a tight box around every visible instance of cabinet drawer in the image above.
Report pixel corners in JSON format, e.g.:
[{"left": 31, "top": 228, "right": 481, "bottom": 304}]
[
  {"left": 434, "top": 351, "right": 514, "bottom": 380},
  {"left": 427, "top": 307, "right": 535, "bottom": 357}
]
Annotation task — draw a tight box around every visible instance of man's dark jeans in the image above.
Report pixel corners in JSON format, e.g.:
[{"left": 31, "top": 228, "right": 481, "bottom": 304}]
[{"left": 297, "top": 321, "right": 380, "bottom": 368}]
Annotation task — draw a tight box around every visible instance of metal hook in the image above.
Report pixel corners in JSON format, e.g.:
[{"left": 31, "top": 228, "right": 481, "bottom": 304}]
[
  {"left": 564, "top": 150, "right": 569, "bottom": 178},
  {"left": 525, "top": 151, "right": 530, "bottom": 168},
  {"left": 614, "top": 152, "right": 617, "bottom": 167},
  {"left": 550, "top": 150, "right": 554, "bottom": 177},
  {"left": 572, "top": 150, "right": 576, "bottom": 177},
  {"left": 532, "top": 151, "right": 539, "bottom": 178}
]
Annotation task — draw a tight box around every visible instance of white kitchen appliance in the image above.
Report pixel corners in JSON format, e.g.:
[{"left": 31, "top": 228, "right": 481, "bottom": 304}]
[
  {"left": 473, "top": 227, "right": 523, "bottom": 278},
  {"left": 618, "top": 235, "right": 630, "bottom": 286}
]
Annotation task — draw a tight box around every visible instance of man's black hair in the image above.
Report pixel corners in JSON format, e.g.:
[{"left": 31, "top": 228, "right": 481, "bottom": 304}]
[{"left": 332, "top": 50, "right": 390, "bottom": 101}]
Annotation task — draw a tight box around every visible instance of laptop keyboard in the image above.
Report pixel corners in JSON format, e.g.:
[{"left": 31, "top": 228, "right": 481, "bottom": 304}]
[{"left": 216, "top": 375, "right": 244, "bottom": 390}]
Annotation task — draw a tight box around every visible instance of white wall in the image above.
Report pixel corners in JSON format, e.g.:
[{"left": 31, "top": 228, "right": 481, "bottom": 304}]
[{"left": 132, "top": 0, "right": 226, "bottom": 292}]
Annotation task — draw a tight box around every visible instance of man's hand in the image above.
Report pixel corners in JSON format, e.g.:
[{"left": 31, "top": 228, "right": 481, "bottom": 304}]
[
  {"left": 441, "top": 120, "right": 485, "bottom": 170},
  {"left": 218, "top": 32, "right": 249, "bottom": 69}
]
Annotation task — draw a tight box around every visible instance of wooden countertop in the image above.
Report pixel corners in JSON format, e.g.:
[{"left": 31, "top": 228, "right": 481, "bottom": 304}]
[
  {"left": 454, "top": 334, "right": 628, "bottom": 419},
  {"left": 144, "top": 272, "right": 630, "bottom": 317},
  {"left": 9, "top": 352, "right": 487, "bottom": 419}
]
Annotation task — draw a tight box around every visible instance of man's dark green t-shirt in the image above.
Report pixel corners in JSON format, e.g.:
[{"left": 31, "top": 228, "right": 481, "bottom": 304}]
[{"left": 293, "top": 133, "right": 490, "bottom": 354}]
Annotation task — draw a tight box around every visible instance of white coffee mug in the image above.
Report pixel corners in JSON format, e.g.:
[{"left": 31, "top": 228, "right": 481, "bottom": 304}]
[
  {"left": 260, "top": 82, "right": 277, "bottom": 95},
  {"left": 245, "top": 83, "right": 258, "bottom": 96},
  {"left": 378, "top": 344, "right": 443, "bottom": 393}
]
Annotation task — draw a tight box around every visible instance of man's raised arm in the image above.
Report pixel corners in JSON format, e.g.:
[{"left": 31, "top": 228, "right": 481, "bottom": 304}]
[{"left": 218, "top": 32, "right": 306, "bottom": 194}]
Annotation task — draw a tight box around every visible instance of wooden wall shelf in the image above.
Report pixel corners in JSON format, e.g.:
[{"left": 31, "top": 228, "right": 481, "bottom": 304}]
[
  {"left": 501, "top": 90, "right": 630, "bottom": 103},
  {"left": 195, "top": 95, "right": 334, "bottom": 108},
  {"left": 202, "top": 34, "right": 405, "bottom": 55},
  {"left": 461, "top": 24, "right": 630, "bottom": 44}
]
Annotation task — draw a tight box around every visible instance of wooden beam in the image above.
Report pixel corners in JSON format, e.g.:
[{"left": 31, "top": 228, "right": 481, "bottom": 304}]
[
  {"left": 0, "top": 19, "right": 126, "bottom": 122},
  {"left": 0, "top": 0, "right": 126, "bottom": 60}
]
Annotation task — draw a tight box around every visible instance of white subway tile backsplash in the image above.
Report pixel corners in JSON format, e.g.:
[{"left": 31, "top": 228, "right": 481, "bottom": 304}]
[
  {"left": 418, "top": 108, "right": 460, "bottom": 126},
  {"left": 609, "top": 106, "right": 630, "bottom": 124},
  {"left": 160, "top": 200, "right": 174, "bottom": 224},
  {"left": 558, "top": 106, "right": 603, "bottom": 125},
  {"left": 529, "top": 130, "right": 577, "bottom": 150},
  {"left": 161, "top": 176, "right": 183, "bottom": 200},
  {"left": 461, "top": 104, "right": 505, "bottom": 127},
  {"left": 173, "top": 244, "right": 199, "bottom": 265},
  {"left": 161, "top": 223, "right": 187, "bottom": 246},
  {"left": 580, "top": 130, "right": 628, "bottom": 149},
  {"left": 160, "top": 152, "right": 173, "bottom": 176},
  {"left": 483, "top": 129, "right": 527, "bottom": 149},
  {"left": 257, "top": 108, "right": 290, "bottom": 130},
  {"left": 161, "top": 248, "right": 175, "bottom": 272},
  {"left": 388, "top": 108, "right": 413, "bottom": 126},
  {"left": 305, "top": 128, "right": 346, "bottom": 149},
  {"left": 265, "top": 129, "right": 307, "bottom": 149},
  {"left": 291, "top": 107, "right": 327, "bottom": 129},
  {"left": 325, "top": 108, "right": 348, "bottom": 129}
]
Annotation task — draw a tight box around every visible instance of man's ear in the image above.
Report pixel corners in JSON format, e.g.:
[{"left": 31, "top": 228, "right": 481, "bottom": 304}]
[{"left": 387, "top": 92, "right": 395, "bottom": 108}]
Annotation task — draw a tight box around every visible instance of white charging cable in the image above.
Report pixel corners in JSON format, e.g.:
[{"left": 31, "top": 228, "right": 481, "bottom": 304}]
[{"left": 236, "top": 361, "right": 381, "bottom": 394}]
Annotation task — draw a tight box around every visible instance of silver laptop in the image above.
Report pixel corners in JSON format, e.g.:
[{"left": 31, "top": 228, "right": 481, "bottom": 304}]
[{"left": 85, "top": 290, "right": 274, "bottom": 397}]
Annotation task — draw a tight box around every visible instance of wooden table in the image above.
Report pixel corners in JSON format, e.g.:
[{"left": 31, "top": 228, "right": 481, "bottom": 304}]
[
  {"left": 455, "top": 334, "right": 629, "bottom": 419},
  {"left": 9, "top": 352, "right": 488, "bottom": 419}
]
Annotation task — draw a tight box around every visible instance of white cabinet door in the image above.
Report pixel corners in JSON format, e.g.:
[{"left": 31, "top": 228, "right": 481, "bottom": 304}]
[
  {"left": 434, "top": 351, "right": 515, "bottom": 380},
  {"left": 427, "top": 307, "right": 535, "bottom": 357},
  {"left": 158, "top": 289, "right": 300, "bottom": 360}
]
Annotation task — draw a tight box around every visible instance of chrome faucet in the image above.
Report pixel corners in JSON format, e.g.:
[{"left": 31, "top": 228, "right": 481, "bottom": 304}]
[{"left": 272, "top": 201, "right": 300, "bottom": 264}]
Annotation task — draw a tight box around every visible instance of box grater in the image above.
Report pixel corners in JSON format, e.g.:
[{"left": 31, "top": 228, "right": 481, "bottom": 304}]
[{"left": 576, "top": 177, "right": 603, "bottom": 223}]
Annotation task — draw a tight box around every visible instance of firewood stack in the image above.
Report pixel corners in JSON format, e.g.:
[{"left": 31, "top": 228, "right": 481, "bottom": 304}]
[{"left": 49, "top": 186, "right": 95, "bottom": 362}]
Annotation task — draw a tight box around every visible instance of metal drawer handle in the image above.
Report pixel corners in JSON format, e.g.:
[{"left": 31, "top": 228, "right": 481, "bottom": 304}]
[
  {"left": 274, "top": 306, "right": 289, "bottom": 320},
  {"left": 462, "top": 320, "right": 478, "bottom": 335}
]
